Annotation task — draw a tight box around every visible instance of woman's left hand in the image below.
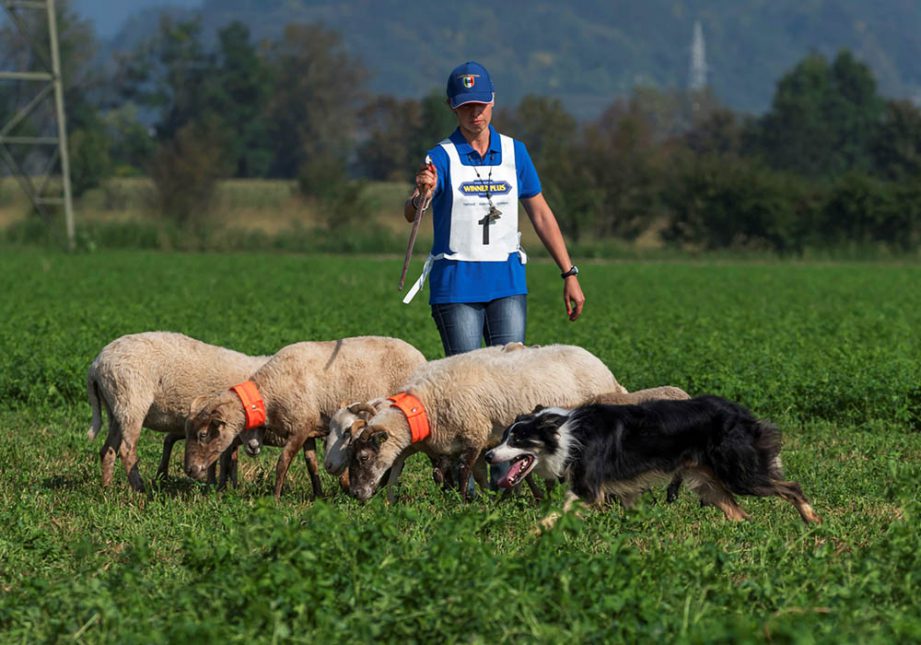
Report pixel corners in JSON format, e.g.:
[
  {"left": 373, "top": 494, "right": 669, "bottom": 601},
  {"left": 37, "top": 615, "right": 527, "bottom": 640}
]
[{"left": 564, "top": 276, "right": 585, "bottom": 321}]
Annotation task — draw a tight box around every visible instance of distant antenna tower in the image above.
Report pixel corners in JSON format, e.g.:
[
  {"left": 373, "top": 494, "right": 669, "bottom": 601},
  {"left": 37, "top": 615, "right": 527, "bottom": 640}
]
[
  {"left": 0, "top": 0, "right": 75, "bottom": 250},
  {"left": 689, "top": 20, "right": 708, "bottom": 91}
]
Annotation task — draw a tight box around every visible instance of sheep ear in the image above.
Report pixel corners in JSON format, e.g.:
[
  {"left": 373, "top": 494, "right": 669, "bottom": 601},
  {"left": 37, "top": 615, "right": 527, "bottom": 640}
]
[
  {"left": 369, "top": 430, "right": 388, "bottom": 448},
  {"left": 348, "top": 419, "right": 367, "bottom": 438},
  {"left": 189, "top": 395, "right": 209, "bottom": 417}
]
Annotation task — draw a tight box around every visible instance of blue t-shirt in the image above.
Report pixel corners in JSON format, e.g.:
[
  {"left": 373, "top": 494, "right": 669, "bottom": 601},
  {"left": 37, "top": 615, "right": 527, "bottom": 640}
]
[{"left": 425, "top": 125, "right": 542, "bottom": 304}]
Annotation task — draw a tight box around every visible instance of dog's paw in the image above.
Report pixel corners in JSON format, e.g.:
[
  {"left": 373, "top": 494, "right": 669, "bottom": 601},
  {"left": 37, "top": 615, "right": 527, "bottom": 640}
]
[{"left": 533, "top": 511, "right": 561, "bottom": 536}]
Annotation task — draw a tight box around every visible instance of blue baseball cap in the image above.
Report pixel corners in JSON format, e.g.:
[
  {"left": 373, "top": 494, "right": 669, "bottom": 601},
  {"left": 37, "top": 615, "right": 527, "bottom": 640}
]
[{"left": 446, "top": 61, "right": 495, "bottom": 109}]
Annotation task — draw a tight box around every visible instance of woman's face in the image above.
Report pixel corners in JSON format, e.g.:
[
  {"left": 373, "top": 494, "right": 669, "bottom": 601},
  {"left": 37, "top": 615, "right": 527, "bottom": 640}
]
[{"left": 453, "top": 101, "right": 493, "bottom": 138}]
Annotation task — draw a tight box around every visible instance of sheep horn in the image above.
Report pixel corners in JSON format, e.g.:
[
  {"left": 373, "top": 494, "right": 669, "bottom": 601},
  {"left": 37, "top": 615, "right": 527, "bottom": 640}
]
[{"left": 350, "top": 401, "right": 378, "bottom": 419}]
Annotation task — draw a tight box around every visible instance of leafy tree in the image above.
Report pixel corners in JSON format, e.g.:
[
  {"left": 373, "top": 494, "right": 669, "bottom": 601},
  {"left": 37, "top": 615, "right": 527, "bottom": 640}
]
[
  {"left": 102, "top": 104, "right": 155, "bottom": 176},
  {"left": 356, "top": 95, "right": 422, "bottom": 182},
  {"left": 663, "top": 156, "right": 815, "bottom": 253},
  {"left": 821, "top": 172, "right": 920, "bottom": 250},
  {"left": 148, "top": 119, "right": 230, "bottom": 231},
  {"left": 264, "top": 23, "right": 367, "bottom": 181},
  {"left": 499, "top": 96, "right": 595, "bottom": 241},
  {"left": 683, "top": 108, "right": 748, "bottom": 157},
  {"left": 756, "top": 50, "right": 884, "bottom": 178},
  {"left": 827, "top": 51, "right": 885, "bottom": 172},
  {"left": 209, "top": 21, "right": 273, "bottom": 178},
  {"left": 579, "top": 95, "right": 669, "bottom": 239},
  {"left": 870, "top": 100, "right": 921, "bottom": 181},
  {"left": 116, "top": 16, "right": 217, "bottom": 142},
  {"left": 408, "top": 91, "right": 457, "bottom": 165}
]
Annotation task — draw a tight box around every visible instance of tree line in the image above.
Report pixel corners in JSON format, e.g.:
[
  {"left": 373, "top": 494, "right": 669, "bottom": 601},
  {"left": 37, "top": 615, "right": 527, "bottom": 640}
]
[{"left": 3, "top": 4, "right": 921, "bottom": 253}]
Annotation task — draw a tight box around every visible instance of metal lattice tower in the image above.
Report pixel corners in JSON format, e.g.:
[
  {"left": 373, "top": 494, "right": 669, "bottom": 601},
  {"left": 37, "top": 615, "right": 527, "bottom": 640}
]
[
  {"left": 0, "top": 0, "right": 74, "bottom": 249},
  {"left": 689, "top": 20, "right": 708, "bottom": 92}
]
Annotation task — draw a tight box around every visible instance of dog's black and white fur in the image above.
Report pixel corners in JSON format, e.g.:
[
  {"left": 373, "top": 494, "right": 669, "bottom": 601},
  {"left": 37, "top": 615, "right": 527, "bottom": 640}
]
[{"left": 485, "top": 395, "right": 821, "bottom": 527}]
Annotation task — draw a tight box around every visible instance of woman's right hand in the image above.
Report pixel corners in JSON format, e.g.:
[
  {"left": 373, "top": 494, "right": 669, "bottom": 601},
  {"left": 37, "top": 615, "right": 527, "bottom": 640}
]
[{"left": 415, "top": 161, "right": 437, "bottom": 196}]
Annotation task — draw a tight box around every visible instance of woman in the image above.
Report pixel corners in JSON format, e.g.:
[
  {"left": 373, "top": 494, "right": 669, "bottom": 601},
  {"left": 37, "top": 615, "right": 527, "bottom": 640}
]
[{"left": 403, "top": 61, "right": 585, "bottom": 357}]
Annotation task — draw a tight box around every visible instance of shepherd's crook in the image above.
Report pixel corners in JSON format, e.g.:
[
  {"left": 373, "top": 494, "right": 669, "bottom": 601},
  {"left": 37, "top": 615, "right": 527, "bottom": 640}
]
[{"left": 398, "top": 157, "right": 434, "bottom": 290}]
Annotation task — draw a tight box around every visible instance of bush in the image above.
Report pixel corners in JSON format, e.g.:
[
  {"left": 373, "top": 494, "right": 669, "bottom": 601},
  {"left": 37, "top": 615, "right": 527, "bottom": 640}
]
[
  {"left": 822, "top": 173, "right": 921, "bottom": 250},
  {"left": 663, "top": 155, "right": 819, "bottom": 253},
  {"left": 148, "top": 121, "right": 231, "bottom": 232},
  {"left": 297, "top": 155, "right": 375, "bottom": 233}
]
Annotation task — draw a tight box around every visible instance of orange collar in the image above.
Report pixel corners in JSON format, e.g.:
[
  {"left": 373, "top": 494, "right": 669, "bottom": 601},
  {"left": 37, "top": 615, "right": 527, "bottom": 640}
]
[
  {"left": 388, "top": 391, "right": 430, "bottom": 443},
  {"left": 230, "top": 381, "right": 267, "bottom": 430}
]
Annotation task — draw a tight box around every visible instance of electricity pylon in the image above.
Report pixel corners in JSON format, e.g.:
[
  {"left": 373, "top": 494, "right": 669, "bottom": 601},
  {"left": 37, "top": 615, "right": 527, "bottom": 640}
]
[
  {"left": 0, "top": 0, "right": 75, "bottom": 250},
  {"left": 689, "top": 20, "right": 707, "bottom": 91}
]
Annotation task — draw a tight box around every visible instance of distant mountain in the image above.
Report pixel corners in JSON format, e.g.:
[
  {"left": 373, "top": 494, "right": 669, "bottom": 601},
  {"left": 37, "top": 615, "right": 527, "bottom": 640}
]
[
  {"left": 100, "top": 0, "right": 921, "bottom": 116},
  {"left": 72, "top": 0, "right": 202, "bottom": 38}
]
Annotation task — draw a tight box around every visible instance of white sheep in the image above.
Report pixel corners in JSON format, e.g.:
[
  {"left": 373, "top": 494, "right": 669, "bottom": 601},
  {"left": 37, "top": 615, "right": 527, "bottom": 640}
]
[
  {"left": 589, "top": 385, "right": 690, "bottom": 404},
  {"left": 86, "top": 332, "right": 269, "bottom": 492},
  {"left": 324, "top": 398, "right": 387, "bottom": 487},
  {"left": 322, "top": 343, "right": 539, "bottom": 496},
  {"left": 346, "top": 343, "right": 624, "bottom": 502},
  {"left": 183, "top": 336, "right": 427, "bottom": 500}
]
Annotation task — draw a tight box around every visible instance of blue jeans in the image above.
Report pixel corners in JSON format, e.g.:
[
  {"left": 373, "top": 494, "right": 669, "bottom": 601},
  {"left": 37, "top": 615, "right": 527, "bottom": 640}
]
[
  {"left": 430, "top": 295, "right": 526, "bottom": 490},
  {"left": 430, "top": 295, "right": 527, "bottom": 356}
]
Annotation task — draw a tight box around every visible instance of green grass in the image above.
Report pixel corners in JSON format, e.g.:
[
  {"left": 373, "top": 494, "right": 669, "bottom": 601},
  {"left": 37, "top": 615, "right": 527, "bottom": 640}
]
[{"left": 0, "top": 249, "right": 918, "bottom": 643}]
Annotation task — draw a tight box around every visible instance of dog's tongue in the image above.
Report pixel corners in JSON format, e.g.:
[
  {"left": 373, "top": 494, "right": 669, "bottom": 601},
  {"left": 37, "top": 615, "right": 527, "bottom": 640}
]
[{"left": 496, "top": 456, "right": 529, "bottom": 489}]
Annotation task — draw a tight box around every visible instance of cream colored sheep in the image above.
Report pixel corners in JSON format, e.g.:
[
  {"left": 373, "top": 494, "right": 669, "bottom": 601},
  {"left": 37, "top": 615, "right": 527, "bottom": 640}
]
[
  {"left": 324, "top": 399, "right": 387, "bottom": 485},
  {"left": 589, "top": 385, "right": 690, "bottom": 405},
  {"left": 183, "top": 336, "right": 427, "bottom": 500},
  {"left": 346, "top": 343, "right": 624, "bottom": 502},
  {"left": 86, "top": 332, "right": 269, "bottom": 492}
]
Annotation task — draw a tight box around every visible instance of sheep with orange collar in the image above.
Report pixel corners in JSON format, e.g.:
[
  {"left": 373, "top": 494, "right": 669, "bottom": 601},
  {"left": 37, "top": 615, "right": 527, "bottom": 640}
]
[
  {"left": 346, "top": 344, "right": 624, "bottom": 502},
  {"left": 86, "top": 331, "right": 270, "bottom": 492},
  {"left": 323, "top": 342, "right": 536, "bottom": 498},
  {"left": 183, "top": 336, "right": 426, "bottom": 499}
]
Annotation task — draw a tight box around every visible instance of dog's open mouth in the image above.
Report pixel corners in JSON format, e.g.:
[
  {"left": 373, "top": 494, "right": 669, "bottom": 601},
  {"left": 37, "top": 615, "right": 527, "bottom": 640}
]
[{"left": 496, "top": 454, "right": 536, "bottom": 489}]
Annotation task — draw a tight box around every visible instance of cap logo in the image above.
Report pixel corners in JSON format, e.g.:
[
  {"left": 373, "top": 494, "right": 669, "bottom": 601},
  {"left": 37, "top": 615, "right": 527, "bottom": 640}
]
[{"left": 462, "top": 74, "right": 476, "bottom": 88}]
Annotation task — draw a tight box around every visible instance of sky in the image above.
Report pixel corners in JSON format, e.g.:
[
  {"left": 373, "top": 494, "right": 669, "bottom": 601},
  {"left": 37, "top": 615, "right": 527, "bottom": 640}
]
[{"left": 71, "top": 0, "right": 202, "bottom": 38}]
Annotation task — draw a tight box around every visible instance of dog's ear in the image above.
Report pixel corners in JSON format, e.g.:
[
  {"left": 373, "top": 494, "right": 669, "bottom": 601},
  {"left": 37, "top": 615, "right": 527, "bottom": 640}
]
[{"left": 532, "top": 404, "right": 545, "bottom": 413}]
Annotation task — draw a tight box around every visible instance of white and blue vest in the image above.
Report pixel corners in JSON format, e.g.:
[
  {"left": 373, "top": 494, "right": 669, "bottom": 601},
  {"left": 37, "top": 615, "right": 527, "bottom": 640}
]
[{"left": 403, "top": 133, "right": 527, "bottom": 304}]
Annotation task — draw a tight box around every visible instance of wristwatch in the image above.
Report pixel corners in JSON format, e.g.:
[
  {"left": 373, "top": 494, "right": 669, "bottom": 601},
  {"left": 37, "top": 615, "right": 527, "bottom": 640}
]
[{"left": 560, "top": 265, "right": 579, "bottom": 279}]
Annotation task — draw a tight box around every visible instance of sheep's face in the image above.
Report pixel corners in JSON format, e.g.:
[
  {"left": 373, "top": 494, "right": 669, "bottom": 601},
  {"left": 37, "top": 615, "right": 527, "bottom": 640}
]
[
  {"left": 184, "top": 392, "right": 246, "bottom": 481},
  {"left": 324, "top": 400, "right": 380, "bottom": 475},
  {"left": 347, "top": 418, "right": 406, "bottom": 502},
  {"left": 324, "top": 411, "right": 361, "bottom": 475}
]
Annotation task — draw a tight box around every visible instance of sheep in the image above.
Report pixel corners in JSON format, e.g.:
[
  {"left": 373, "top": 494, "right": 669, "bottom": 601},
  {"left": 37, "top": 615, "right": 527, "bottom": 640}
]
[
  {"left": 86, "top": 331, "right": 270, "bottom": 492},
  {"left": 323, "top": 399, "right": 387, "bottom": 492},
  {"left": 325, "top": 398, "right": 464, "bottom": 501},
  {"left": 346, "top": 343, "right": 624, "bottom": 502},
  {"left": 588, "top": 385, "right": 690, "bottom": 405},
  {"left": 183, "top": 336, "right": 427, "bottom": 500},
  {"left": 323, "top": 343, "right": 540, "bottom": 498}
]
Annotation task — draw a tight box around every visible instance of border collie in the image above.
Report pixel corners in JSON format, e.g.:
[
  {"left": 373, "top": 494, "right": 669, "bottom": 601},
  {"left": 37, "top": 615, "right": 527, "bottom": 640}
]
[{"left": 484, "top": 395, "right": 821, "bottom": 528}]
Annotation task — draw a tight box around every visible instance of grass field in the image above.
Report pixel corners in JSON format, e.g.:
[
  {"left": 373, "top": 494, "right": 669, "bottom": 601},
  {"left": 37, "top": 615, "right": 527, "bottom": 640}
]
[{"left": 0, "top": 249, "right": 919, "bottom": 642}]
